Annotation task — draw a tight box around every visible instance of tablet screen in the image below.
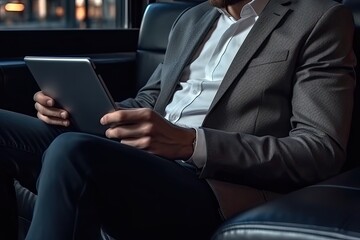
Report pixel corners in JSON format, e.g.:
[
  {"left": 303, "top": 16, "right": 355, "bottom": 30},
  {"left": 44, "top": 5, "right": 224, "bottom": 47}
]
[{"left": 24, "top": 56, "right": 117, "bottom": 136}]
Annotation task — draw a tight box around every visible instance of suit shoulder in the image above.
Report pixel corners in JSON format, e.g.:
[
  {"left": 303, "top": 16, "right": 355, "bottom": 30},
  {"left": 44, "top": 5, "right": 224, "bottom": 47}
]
[
  {"left": 288, "top": 0, "right": 353, "bottom": 24},
  {"left": 186, "top": 1, "right": 214, "bottom": 13},
  {"left": 290, "top": 0, "right": 345, "bottom": 13},
  {"left": 174, "top": 2, "right": 215, "bottom": 25}
]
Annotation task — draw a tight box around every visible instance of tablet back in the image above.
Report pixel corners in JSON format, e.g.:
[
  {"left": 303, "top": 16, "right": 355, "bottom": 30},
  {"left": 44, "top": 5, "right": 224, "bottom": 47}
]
[{"left": 24, "top": 56, "right": 116, "bottom": 136}]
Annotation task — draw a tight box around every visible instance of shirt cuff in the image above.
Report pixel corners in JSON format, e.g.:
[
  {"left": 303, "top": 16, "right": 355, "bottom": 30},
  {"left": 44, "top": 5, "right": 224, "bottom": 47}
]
[{"left": 187, "top": 127, "right": 207, "bottom": 168}]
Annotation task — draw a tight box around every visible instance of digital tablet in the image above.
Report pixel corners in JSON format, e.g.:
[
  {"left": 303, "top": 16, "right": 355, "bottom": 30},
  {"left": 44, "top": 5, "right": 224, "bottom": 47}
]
[{"left": 24, "top": 56, "right": 117, "bottom": 136}]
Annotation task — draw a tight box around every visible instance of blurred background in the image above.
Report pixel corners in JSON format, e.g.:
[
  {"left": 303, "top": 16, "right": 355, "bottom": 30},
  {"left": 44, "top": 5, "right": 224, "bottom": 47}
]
[{"left": 0, "top": 0, "right": 150, "bottom": 29}]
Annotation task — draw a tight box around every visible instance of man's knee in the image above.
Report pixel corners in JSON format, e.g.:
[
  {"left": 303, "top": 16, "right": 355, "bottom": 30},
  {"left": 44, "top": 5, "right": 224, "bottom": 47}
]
[{"left": 41, "top": 132, "right": 100, "bottom": 175}]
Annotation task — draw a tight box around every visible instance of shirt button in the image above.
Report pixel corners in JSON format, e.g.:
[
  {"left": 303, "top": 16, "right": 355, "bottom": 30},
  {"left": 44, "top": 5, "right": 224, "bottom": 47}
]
[
  {"left": 193, "top": 89, "right": 198, "bottom": 94},
  {"left": 170, "top": 115, "right": 177, "bottom": 122}
]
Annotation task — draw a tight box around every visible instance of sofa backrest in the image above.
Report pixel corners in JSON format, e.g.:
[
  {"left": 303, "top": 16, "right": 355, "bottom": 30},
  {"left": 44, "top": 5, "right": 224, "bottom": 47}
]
[{"left": 135, "top": 1, "right": 200, "bottom": 90}]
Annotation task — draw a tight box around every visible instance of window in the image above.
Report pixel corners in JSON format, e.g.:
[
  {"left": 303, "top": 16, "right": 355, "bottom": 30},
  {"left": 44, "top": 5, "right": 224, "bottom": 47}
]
[{"left": 0, "top": 0, "right": 138, "bottom": 29}]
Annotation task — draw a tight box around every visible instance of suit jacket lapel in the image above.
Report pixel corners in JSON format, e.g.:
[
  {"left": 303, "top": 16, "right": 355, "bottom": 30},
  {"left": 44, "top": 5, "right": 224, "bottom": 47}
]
[
  {"left": 174, "top": 8, "right": 220, "bottom": 78},
  {"left": 207, "top": 0, "right": 291, "bottom": 114},
  {"left": 156, "top": 7, "right": 220, "bottom": 114}
]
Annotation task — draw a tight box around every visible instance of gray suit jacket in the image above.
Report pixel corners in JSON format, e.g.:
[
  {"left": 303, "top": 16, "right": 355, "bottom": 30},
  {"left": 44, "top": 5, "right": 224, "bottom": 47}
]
[{"left": 121, "top": 0, "right": 356, "bottom": 218}]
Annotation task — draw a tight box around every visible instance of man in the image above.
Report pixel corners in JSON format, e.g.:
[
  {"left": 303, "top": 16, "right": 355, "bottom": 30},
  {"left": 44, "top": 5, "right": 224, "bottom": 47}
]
[{"left": 0, "top": 0, "right": 356, "bottom": 239}]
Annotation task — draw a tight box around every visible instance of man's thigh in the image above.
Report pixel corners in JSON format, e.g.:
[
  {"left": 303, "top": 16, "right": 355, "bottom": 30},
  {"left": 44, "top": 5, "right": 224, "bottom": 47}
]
[
  {"left": 0, "top": 109, "right": 66, "bottom": 192},
  {"left": 45, "top": 132, "right": 222, "bottom": 240},
  {"left": 99, "top": 149, "right": 221, "bottom": 239}
]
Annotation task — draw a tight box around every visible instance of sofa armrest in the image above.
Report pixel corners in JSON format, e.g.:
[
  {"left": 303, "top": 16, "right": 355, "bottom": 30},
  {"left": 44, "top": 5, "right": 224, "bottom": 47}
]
[{"left": 212, "top": 168, "right": 360, "bottom": 240}]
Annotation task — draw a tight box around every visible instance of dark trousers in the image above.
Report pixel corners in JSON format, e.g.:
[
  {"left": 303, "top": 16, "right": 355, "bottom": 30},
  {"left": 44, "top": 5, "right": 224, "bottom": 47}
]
[
  {"left": 0, "top": 109, "right": 67, "bottom": 239},
  {"left": 0, "top": 109, "right": 222, "bottom": 240}
]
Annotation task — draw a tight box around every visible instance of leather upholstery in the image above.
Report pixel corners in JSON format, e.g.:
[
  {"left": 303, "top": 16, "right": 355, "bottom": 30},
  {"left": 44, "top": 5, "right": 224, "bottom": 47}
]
[
  {"left": 136, "top": 2, "right": 198, "bottom": 90},
  {"left": 212, "top": 168, "right": 360, "bottom": 240},
  {"left": 343, "top": 0, "right": 360, "bottom": 26}
]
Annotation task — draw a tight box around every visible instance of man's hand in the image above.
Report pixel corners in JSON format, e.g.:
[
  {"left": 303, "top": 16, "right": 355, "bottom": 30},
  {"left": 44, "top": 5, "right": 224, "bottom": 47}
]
[
  {"left": 33, "top": 91, "right": 70, "bottom": 127},
  {"left": 100, "top": 108, "right": 196, "bottom": 160}
]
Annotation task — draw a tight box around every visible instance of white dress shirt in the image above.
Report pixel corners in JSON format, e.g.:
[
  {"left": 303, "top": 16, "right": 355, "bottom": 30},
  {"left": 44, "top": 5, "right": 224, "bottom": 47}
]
[{"left": 164, "top": 0, "right": 269, "bottom": 167}]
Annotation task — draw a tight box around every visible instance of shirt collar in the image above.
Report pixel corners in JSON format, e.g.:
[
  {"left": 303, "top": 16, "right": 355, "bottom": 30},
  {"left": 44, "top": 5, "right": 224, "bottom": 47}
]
[{"left": 217, "top": 0, "right": 270, "bottom": 20}]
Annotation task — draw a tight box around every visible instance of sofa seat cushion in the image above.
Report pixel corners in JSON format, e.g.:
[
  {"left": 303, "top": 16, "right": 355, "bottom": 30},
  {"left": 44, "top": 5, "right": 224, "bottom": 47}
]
[{"left": 212, "top": 168, "right": 360, "bottom": 240}]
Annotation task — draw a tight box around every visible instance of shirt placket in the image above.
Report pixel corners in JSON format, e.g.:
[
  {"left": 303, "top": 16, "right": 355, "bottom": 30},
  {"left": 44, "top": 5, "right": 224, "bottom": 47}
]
[
  {"left": 168, "top": 80, "right": 202, "bottom": 123},
  {"left": 205, "top": 21, "right": 238, "bottom": 81}
]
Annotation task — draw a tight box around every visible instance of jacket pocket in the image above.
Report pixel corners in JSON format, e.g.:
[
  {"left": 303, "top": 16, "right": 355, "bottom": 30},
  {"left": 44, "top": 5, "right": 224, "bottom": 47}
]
[{"left": 248, "top": 50, "right": 289, "bottom": 68}]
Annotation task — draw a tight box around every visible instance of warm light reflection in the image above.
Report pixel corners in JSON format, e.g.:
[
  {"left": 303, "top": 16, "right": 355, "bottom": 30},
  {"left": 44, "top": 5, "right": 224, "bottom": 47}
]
[
  {"left": 76, "top": 0, "right": 85, "bottom": 7},
  {"left": 93, "top": 0, "right": 102, "bottom": 7},
  {"left": 38, "top": 0, "right": 46, "bottom": 18},
  {"left": 0, "top": 0, "right": 116, "bottom": 28},
  {"left": 76, "top": 0, "right": 85, "bottom": 21},
  {"left": 4, "top": 3, "right": 25, "bottom": 12},
  {"left": 76, "top": 7, "right": 86, "bottom": 21},
  {"left": 55, "top": 6, "right": 64, "bottom": 17}
]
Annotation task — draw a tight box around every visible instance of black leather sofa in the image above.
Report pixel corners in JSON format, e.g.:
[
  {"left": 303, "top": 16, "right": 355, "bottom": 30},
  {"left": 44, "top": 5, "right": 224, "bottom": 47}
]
[
  {"left": 0, "top": 0, "right": 359, "bottom": 239},
  {"left": 212, "top": 168, "right": 360, "bottom": 240}
]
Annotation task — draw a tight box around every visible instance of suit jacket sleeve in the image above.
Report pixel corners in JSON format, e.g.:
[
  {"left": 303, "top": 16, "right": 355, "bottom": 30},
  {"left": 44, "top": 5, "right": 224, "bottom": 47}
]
[
  {"left": 116, "top": 62, "right": 163, "bottom": 109},
  {"left": 199, "top": 4, "right": 357, "bottom": 192}
]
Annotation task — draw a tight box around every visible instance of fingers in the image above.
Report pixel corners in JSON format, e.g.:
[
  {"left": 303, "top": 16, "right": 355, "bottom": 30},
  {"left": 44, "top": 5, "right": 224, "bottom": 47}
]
[
  {"left": 33, "top": 91, "right": 54, "bottom": 107},
  {"left": 36, "top": 112, "right": 70, "bottom": 127},
  {"left": 120, "top": 137, "right": 152, "bottom": 150},
  {"left": 101, "top": 108, "right": 156, "bottom": 140},
  {"left": 33, "top": 91, "right": 69, "bottom": 127},
  {"left": 100, "top": 107, "right": 195, "bottom": 159},
  {"left": 34, "top": 102, "right": 68, "bottom": 119},
  {"left": 105, "top": 122, "right": 152, "bottom": 139},
  {"left": 101, "top": 108, "right": 153, "bottom": 126}
]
